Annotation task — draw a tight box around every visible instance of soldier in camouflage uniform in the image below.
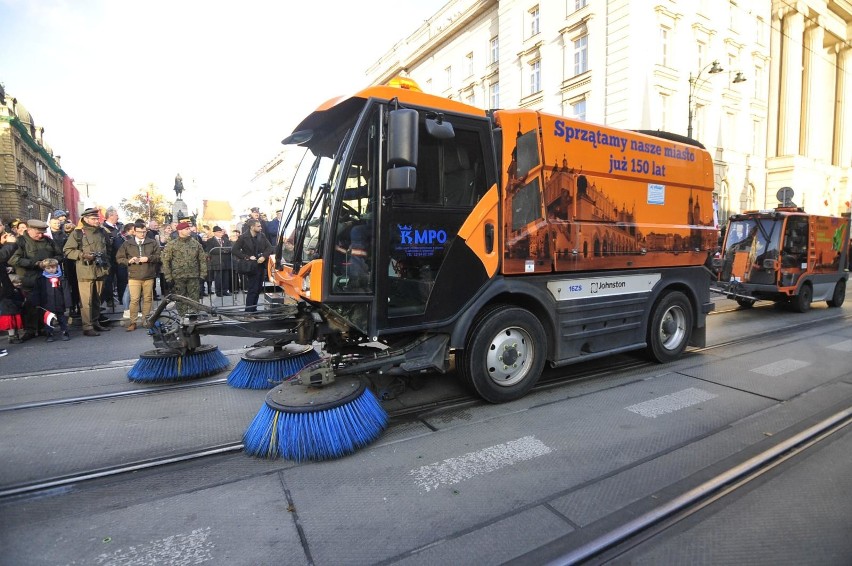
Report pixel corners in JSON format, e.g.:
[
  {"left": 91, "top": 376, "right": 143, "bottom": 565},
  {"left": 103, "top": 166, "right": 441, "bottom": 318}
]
[{"left": 161, "top": 221, "right": 207, "bottom": 315}]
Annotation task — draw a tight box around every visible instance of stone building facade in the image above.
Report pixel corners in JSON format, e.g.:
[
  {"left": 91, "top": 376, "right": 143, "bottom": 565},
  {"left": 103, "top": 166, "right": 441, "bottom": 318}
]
[
  {"left": 767, "top": 0, "right": 852, "bottom": 215},
  {"left": 0, "top": 86, "right": 69, "bottom": 222},
  {"left": 366, "top": 0, "right": 852, "bottom": 221}
]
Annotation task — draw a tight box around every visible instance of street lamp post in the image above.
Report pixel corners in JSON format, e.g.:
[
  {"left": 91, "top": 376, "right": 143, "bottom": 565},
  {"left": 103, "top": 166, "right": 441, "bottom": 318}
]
[{"left": 687, "top": 60, "right": 723, "bottom": 140}]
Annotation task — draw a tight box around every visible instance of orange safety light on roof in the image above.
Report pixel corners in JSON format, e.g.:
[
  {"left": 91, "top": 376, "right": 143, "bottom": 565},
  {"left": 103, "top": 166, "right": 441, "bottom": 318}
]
[{"left": 386, "top": 76, "right": 422, "bottom": 92}]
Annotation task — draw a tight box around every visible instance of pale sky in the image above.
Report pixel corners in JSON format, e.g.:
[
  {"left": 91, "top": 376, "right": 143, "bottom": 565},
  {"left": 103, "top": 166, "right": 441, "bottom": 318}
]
[{"left": 0, "top": 0, "right": 447, "bottom": 208}]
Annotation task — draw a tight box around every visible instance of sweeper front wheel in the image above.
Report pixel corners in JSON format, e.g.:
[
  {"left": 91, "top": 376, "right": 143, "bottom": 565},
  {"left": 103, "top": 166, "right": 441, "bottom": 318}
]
[
  {"left": 227, "top": 344, "right": 321, "bottom": 389},
  {"left": 243, "top": 376, "right": 388, "bottom": 462},
  {"left": 128, "top": 344, "right": 230, "bottom": 383}
]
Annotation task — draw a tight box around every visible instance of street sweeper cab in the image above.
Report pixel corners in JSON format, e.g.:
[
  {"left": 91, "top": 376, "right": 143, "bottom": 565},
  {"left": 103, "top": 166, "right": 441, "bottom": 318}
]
[
  {"left": 711, "top": 201, "right": 849, "bottom": 311},
  {"left": 139, "top": 78, "right": 719, "bottom": 460}
]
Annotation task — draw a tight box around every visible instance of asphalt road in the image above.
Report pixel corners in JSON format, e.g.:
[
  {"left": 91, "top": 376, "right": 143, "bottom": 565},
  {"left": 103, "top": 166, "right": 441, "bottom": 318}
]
[{"left": 0, "top": 292, "right": 850, "bottom": 565}]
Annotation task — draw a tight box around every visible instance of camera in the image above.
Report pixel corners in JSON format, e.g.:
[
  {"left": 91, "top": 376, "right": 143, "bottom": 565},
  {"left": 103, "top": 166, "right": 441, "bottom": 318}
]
[{"left": 92, "top": 252, "right": 110, "bottom": 268}]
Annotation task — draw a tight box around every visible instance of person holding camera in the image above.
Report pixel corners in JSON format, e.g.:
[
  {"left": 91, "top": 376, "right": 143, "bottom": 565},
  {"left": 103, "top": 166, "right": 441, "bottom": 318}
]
[
  {"left": 116, "top": 220, "right": 161, "bottom": 331},
  {"left": 63, "top": 208, "right": 113, "bottom": 336},
  {"left": 8, "top": 219, "right": 64, "bottom": 341}
]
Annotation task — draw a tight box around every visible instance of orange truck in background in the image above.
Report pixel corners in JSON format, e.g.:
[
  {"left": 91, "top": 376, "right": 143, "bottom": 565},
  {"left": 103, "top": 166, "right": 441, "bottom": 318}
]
[{"left": 712, "top": 206, "right": 849, "bottom": 311}]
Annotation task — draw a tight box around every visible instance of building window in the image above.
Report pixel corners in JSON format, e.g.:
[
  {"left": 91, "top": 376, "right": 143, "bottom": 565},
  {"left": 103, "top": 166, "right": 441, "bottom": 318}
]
[
  {"left": 752, "top": 119, "right": 763, "bottom": 156},
  {"left": 571, "top": 99, "right": 586, "bottom": 121},
  {"left": 756, "top": 17, "right": 766, "bottom": 46},
  {"left": 719, "top": 181, "right": 730, "bottom": 224},
  {"left": 466, "top": 91, "right": 476, "bottom": 107},
  {"left": 659, "top": 26, "right": 670, "bottom": 67},
  {"left": 658, "top": 93, "right": 669, "bottom": 130},
  {"left": 575, "top": 0, "right": 587, "bottom": 10},
  {"left": 530, "top": 59, "right": 541, "bottom": 95},
  {"left": 753, "top": 64, "right": 762, "bottom": 99},
  {"left": 726, "top": 111, "right": 737, "bottom": 147},
  {"left": 574, "top": 34, "right": 588, "bottom": 76},
  {"left": 466, "top": 52, "right": 474, "bottom": 78},
  {"left": 529, "top": 6, "right": 540, "bottom": 38},
  {"left": 490, "top": 82, "right": 500, "bottom": 109},
  {"left": 445, "top": 66, "right": 452, "bottom": 89},
  {"left": 696, "top": 40, "right": 706, "bottom": 70},
  {"left": 694, "top": 103, "right": 704, "bottom": 140},
  {"left": 490, "top": 36, "right": 499, "bottom": 65}
]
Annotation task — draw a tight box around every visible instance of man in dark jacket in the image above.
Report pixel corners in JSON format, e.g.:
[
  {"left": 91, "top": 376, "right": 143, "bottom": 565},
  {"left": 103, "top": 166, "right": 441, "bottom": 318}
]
[
  {"left": 204, "top": 226, "right": 232, "bottom": 296},
  {"left": 113, "top": 223, "right": 134, "bottom": 310},
  {"left": 48, "top": 210, "right": 69, "bottom": 249},
  {"left": 241, "top": 207, "right": 268, "bottom": 236},
  {"left": 101, "top": 206, "right": 121, "bottom": 308},
  {"left": 8, "top": 219, "right": 64, "bottom": 341},
  {"left": 64, "top": 208, "right": 114, "bottom": 337},
  {"left": 233, "top": 218, "right": 272, "bottom": 312},
  {"left": 265, "top": 210, "right": 282, "bottom": 242},
  {"left": 116, "top": 221, "right": 161, "bottom": 331}
]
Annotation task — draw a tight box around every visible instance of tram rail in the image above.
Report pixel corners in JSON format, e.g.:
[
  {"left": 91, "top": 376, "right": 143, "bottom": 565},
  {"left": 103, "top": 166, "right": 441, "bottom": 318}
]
[
  {"left": 1, "top": 306, "right": 848, "bottom": 501},
  {"left": 0, "top": 355, "right": 648, "bottom": 501},
  {"left": 516, "top": 405, "right": 852, "bottom": 565},
  {"left": 2, "top": 305, "right": 847, "bottom": 415}
]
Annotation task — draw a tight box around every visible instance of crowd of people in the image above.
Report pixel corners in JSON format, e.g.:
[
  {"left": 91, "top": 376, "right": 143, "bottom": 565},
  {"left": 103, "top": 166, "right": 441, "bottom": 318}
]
[{"left": 0, "top": 205, "right": 281, "bottom": 357}]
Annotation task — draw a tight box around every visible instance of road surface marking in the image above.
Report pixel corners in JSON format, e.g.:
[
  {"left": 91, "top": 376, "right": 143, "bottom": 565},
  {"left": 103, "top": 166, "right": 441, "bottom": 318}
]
[
  {"left": 411, "top": 436, "right": 552, "bottom": 492},
  {"left": 626, "top": 387, "right": 718, "bottom": 418},
  {"left": 751, "top": 359, "right": 810, "bottom": 376},
  {"left": 827, "top": 340, "right": 852, "bottom": 353},
  {"left": 94, "top": 527, "right": 213, "bottom": 565}
]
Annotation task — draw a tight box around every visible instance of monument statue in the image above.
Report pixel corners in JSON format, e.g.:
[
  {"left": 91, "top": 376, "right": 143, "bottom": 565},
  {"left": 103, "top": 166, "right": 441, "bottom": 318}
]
[
  {"left": 174, "top": 174, "right": 184, "bottom": 198},
  {"left": 172, "top": 173, "right": 187, "bottom": 224}
]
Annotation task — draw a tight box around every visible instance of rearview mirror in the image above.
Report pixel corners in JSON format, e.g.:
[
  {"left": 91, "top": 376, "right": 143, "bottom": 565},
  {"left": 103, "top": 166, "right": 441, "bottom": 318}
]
[
  {"left": 425, "top": 115, "right": 455, "bottom": 139},
  {"left": 387, "top": 109, "right": 418, "bottom": 167}
]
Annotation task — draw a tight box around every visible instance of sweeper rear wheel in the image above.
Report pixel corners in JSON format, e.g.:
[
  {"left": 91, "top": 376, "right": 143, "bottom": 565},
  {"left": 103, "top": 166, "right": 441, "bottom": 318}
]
[
  {"left": 243, "top": 376, "right": 388, "bottom": 461},
  {"left": 243, "top": 343, "right": 315, "bottom": 363},
  {"left": 128, "top": 344, "right": 230, "bottom": 382}
]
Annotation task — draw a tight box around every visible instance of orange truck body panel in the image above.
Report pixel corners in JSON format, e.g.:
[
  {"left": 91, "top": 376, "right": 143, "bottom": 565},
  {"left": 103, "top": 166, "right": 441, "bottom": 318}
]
[{"left": 495, "top": 110, "right": 717, "bottom": 275}]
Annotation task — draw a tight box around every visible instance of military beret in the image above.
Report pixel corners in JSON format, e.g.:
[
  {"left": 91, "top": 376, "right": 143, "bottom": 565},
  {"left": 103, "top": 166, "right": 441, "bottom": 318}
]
[
  {"left": 175, "top": 221, "right": 191, "bottom": 230},
  {"left": 27, "top": 219, "right": 48, "bottom": 231},
  {"left": 81, "top": 208, "right": 100, "bottom": 218}
]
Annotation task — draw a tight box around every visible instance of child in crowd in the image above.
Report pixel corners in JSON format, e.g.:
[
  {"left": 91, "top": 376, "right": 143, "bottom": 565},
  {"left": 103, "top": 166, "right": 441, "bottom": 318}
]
[
  {"left": 29, "top": 258, "right": 71, "bottom": 342},
  {"left": 0, "top": 274, "right": 25, "bottom": 343}
]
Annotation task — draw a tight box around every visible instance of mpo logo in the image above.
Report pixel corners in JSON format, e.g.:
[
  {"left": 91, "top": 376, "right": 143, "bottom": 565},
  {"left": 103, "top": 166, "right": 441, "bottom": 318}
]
[{"left": 398, "top": 224, "right": 448, "bottom": 245}]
